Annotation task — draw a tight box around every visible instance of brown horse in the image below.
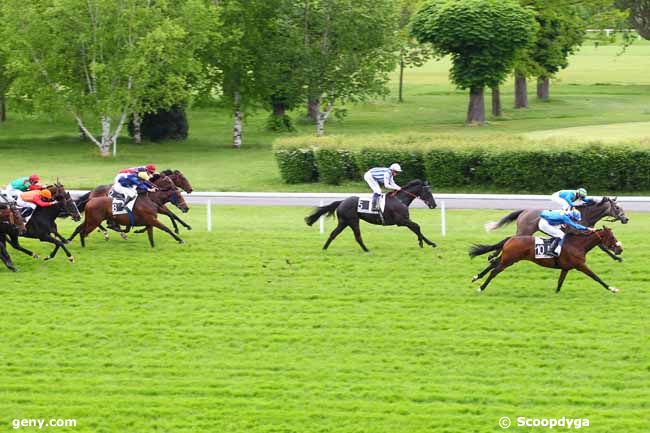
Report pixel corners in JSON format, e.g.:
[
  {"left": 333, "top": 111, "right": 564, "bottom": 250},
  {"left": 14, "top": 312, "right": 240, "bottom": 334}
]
[
  {"left": 0, "top": 203, "right": 27, "bottom": 271},
  {"left": 69, "top": 178, "right": 187, "bottom": 247},
  {"left": 76, "top": 169, "right": 193, "bottom": 233},
  {"left": 469, "top": 227, "right": 623, "bottom": 293},
  {"left": 485, "top": 197, "right": 628, "bottom": 262}
]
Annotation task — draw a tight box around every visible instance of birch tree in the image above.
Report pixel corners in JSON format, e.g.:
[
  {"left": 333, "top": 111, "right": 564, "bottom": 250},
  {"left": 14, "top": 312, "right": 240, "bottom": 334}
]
[
  {"left": 301, "top": 0, "right": 399, "bottom": 136},
  {"left": 1, "top": 0, "right": 204, "bottom": 156}
]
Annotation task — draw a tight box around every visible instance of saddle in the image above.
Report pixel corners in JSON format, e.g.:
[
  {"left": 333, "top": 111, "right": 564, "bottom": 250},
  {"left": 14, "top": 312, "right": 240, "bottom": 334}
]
[
  {"left": 109, "top": 190, "right": 136, "bottom": 216},
  {"left": 534, "top": 237, "right": 560, "bottom": 258},
  {"left": 357, "top": 194, "right": 387, "bottom": 215}
]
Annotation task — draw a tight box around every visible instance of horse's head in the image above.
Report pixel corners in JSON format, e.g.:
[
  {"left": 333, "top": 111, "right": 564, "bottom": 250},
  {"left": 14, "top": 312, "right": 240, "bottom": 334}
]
[
  {"left": 419, "top": 181, "right": 437, "bottom": 209},
  {"left": 164, "top": 169, "right": 193, "bottom": 194},
  {"left": 599, "top": 226, "right": 623, "bottom": 255},
  {"left": 48, "top": 183, "right": 81, "bottom": 222},
  {"left": 157, "top": 176, "right": 189, "bottom": 213},
  {"left": 606, "top": 196, "right": 629, "bottom": 224}
]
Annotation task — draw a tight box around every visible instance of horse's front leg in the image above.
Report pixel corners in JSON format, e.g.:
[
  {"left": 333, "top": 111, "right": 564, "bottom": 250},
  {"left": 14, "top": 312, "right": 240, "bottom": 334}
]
[
  {"left": 166, "top": 210, "right": 192, "bottom": 231},
  {"left": 162, "top": 209, "right": 180, "bottom": 234},
  {"left": 598, "top": 244, "right": 623, "bottom": 262},
  {"left": 150, "top": 219, "right": 184, "bottom": 245},
  {"left": 40, "top": 234, "right": 75, "bottom": 263},
  {"left": 576, "top": 263, "right": 618, "bottom": 293},
  {"left": 7, "top": 234, "right": 38, "bottom": 259},
  {"left": 0, "top": 241, "right": 17, "bottom": 272},
  {"left": 398, "top": 218, "right": 437, "bottom": 248}
]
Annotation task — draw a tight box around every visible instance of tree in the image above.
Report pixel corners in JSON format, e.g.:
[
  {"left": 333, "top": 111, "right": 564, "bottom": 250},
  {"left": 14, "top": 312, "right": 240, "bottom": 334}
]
[
  {"left": 618, "top": 0, "right": 650, "bottom": 38},
  {"left": 412, "top": 0, "right": 536, "bottom": 124},
  {"left": 1, "top": 0, "right": 206, "bottom": 156},
  {"left": 397, "top": 0, "right": 434, "bottom": 103},
  {"left": 0, "top": 51, "right": 13, "bottom": 123},
  {"left": 301, "top": 0, "right": 399, "bottom": 136}
]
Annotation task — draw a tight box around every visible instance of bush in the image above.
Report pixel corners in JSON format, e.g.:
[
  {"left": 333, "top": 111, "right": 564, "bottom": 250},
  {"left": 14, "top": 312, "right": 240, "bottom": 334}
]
[
  {"left": 274, "top": 134, "right": 650, "bottom": 192},
  {"left": 274, "top": 147, "right": 318, "bottom": 183}
]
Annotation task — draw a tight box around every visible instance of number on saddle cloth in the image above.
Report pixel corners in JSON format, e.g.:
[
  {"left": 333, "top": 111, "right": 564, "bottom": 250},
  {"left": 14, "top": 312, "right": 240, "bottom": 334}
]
[{"left": 534, "top": 237, "right": 559, "bottom": 258}]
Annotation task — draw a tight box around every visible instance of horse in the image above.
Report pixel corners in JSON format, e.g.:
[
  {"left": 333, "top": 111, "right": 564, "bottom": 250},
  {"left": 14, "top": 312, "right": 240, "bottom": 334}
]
[
  {"left": 305, "top": 179, "right": 437, "bottom": 251},
  {"left": 0, "top": 203, "right": 26, "bottom": 271},
  {"left": 484, "top": 197, "right": 628, "bottom": 262},
  {"left": 469, "top": 227, "right": 623, "bottom": 293},
  {"left": 76, "top": 169, "right": 193, "bottom": 233},
  {"left": 5, "top": 183, "right": 81, "bottom": 262},
  {"left": 69, "top": 177, "right": 187, "bottom": 247}
]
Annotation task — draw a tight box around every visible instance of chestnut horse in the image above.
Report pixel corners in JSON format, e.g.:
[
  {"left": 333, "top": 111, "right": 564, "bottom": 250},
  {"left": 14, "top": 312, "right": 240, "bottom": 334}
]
[
  {"left": 469, "top": 227, "right": 623, "bottom": 293},
  {"left": 0, "top": 203, "right": 27, "bottom": 271},
  {"left": 76, "top": 169, "right": 193, "bottom": 233},
  {"left": 69, "top": 177, "right": 187, "bottom": 247}
]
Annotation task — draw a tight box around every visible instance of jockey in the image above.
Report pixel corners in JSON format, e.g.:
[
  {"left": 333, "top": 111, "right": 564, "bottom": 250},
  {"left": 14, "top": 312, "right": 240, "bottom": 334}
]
[
  {"left": 19, "top": 189, "right": 56, "bottom": 218},
  {"left": 119, "top": 164, "right": 157, "bottom": 176},
  {"left": 111, "top": 171, "right": 156, "bottom": 210},
  {"left": 551, "top": 188, "right": 594, "bottom": 211},
  {"left": 5, "top": 175, "right": 44, "bottom": 199},
  {"left": 363, "top": 163, "right": 402, "bottom": 213},
  {"left": 538, "top": 209, "right": 593, "bottom": 257}
]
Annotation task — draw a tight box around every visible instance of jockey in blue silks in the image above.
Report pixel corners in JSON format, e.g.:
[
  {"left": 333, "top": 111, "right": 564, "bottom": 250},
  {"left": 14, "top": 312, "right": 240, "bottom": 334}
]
[
  {"left": 538, "top": 209, "right": 594, "bottom": 257},
  {"left": 551, "top": 188, "right": 594, "bottom": 211},
  {"left": 363, "top": 163, "right": 402, "bottom": 214}
]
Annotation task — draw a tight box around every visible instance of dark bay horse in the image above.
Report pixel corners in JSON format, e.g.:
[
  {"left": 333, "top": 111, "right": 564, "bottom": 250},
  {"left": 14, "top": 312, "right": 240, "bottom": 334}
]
[
  {"left": 469, "top": 227, "right": 623, "bottom": 293},
  {"left": 0, "top": 203, "right": 26, "bottom": 271},
  {"left": 76, "top": 169, "right": 193, "bottom": 233},
  {"left": 305, "top": 179, "right": 437, "bottom": 251},
  {"left": 69, "top": 178, "right": 187, "bottom": 247},
  {"left": 5, "top": 183, "right": 81, "bottom": 262},
  {"left": 485, "top": 197, "right": 628, "bottom": 262}
]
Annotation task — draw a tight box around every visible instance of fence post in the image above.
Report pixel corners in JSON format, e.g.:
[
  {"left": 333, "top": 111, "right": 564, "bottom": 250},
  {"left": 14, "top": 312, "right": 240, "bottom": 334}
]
[
  {"left": 319, "top": 199, "right": 324, "bottom": 234},
  {"left": 207, "top": 199, "right": 212, "bottom": 232},
  {"left": 441, "top": 200, "right": 446, "bottom": 237}
]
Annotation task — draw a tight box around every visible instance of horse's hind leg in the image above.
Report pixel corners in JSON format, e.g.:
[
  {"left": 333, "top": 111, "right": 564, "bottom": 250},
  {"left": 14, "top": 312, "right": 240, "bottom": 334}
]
[
  {"left": 323, "top": 221, "right": 347, "bottom": 250},
  {"left": 0, "top": 241, "right": 16, "bottom": 272},
  {"left": 7, "top": 234, "right": 37, "bottom": 259},
  {"left": 349, "top": 219, "right": 369, "bottom": 252},
  {"left": 41, "top": 234, "right": 75, "bottom": 262},
  {"left": 472, "top": 259, "right": 499, "bottom": 283},
  {"left": 146, "top": 226, "right": 155, "bottom": 247},
  {"left": 479, "top": 259, "right": 515, "bottom": 292}
]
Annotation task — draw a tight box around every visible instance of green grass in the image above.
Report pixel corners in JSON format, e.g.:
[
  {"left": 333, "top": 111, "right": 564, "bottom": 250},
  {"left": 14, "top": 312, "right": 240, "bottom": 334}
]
[
  {"left": 0, "top": 42, "right": 649, "bottom": 192},
  {"left": 0, "top": 206, "right": 648, "bottom": 432}
]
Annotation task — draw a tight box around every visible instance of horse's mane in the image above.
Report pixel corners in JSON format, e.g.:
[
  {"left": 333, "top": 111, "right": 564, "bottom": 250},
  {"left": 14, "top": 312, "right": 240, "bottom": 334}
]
[
  {"left": 404, "top": 179, "right": 423, "bottom": 188},
  {"left": 161, "top": 169, "right": 174, "bottom": 176}
]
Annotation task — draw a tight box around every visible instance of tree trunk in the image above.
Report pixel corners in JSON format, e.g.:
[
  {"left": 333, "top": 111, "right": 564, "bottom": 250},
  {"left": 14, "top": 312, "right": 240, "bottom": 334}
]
[
  {"left": 316, "top": 102, "right": 334, "bottom": 136},
  {"left": 79, "top": 126, "right": 87, "bottom": 141},
  {"left": 537, "top": 76, "right": 550, "bottom": 100},
  {"left": 491, "top": 86, "right": 501, "bottom": 117},
  {"left": 466, "top": 86, "right": 485, "bottom": 125},
  {"left": 132, "top": 112, "right": 142, "bottom": 144},
  {"left": 514, "top": 73, "right": 528, "bottom": 108},
  {"left": 0, "top": 93, "right": 5, "bottom": 122},
  {"left": 307, "top": 96, "right": 320, "bottom": 122},
  {"left": 100, "top": 116, "right": 112, "bottom": 157},
  {"left": 233, "top": 91, "right": 242, "bottom": 148},
  {"left": 398, "top": 52, "right": 405, "bottom": 103},
  {"left": 272, "top": 101, "right": 286, "bottom": 118}
]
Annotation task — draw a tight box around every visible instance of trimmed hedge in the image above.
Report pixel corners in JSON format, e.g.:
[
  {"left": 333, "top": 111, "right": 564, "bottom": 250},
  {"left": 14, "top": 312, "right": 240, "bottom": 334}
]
[
  {"left": 274, "top": 135, "right": 650, "bottom": 192},
  {"left": 274, "top": 148, "right": 318, "bottom": 183}
]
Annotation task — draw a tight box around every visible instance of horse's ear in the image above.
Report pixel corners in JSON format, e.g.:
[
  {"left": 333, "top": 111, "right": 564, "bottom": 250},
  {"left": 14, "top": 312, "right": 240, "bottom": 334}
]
[{"left": 613, "top": 196, "right": 618, "bottom": 201}]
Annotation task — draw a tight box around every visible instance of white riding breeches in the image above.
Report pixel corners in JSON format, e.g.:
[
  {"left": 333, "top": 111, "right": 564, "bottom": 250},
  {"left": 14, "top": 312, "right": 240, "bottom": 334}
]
[
  {"left": 111, "top": 183, "right": 137, "bottom": 201},
  {"left": 364, "top": 172, "right": 382, "bottom": 195},
  {"left": 538, "top": 218, "right": 564, "bottom": 238}
]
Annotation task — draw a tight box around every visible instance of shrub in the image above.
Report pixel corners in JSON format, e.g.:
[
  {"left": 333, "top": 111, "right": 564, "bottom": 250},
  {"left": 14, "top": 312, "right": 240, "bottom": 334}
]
[
  {"left": 315, "top": 149, "right": 358, "bottom": 185},
  {"left": 274, "top": 147, "right": 318, "bottom": 183}
]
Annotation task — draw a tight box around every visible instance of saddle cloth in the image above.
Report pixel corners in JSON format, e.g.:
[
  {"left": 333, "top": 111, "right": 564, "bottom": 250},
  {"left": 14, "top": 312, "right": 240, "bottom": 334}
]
[
  {"left": 357, "top": 194, "right": 387, "bottom": 214},
  {"left": 109, "top": 190, "right": 136, "bottom": 216},
  {"left": 535, "top": 237, "right": 560, "bottom": 259}
]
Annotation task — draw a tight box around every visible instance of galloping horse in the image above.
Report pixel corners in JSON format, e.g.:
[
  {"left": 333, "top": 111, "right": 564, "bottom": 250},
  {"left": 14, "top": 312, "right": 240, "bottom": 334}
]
[
  {"left": 76, "top": 169, "right": 193, "bottom": 233},
  {"left": 305, "top": 179, "right": 437, "bottom": 251},
  {"left": 0, "top": 203, "right": 26, "bottom": 271},
  {"left": 485, "top": 197, "right": 628, "bottom": 262},
  {"left": 69, "top": 177, "right": 187, "bottom": 247},
  {"left": 5, "top": 183, "right": 81, "bottom": 262},
  {"left": 469, "top": 227, "right": 623, "bottom": 293}
]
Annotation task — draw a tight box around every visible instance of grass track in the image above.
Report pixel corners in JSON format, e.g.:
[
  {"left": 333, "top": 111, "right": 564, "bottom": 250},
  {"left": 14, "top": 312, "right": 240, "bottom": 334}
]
[{"left": 1, "top": 206, "right": 648, "bottom": 432}]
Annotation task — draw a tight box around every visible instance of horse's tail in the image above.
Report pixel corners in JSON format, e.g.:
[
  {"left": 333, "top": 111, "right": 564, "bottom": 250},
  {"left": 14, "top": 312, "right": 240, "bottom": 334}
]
[
  {"left": 469, "top": 237, "right": 511, "bottom": 258},
  {"left": 75, "top": 192, "right": 91, "bottom": 212},
  {"left": 484, "top": 209, "right": 525, "bottom": 232},
  {"left": 305, "top": 201, "right": 341, "bottom": 226}
]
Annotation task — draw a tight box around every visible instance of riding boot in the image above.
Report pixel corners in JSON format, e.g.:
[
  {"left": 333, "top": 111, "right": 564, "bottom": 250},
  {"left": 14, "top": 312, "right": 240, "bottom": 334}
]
[
  {"left": 21, "top": 207, "right": 33, "bottom": 219},
  {"left": 549, "top": 238, "right": 561, "bottom": 257},
  {"left": 371, "top": 194, "right": 380, "bottom": 211}
]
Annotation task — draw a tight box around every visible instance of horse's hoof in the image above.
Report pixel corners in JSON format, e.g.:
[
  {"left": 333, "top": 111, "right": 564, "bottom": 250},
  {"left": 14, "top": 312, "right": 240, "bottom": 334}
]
[
  {"left": 10, "top": 267, "right": 18, "bottom": 273},
  {"left": 178, "top": 240, "right": 185, "bottom": 245},
  {"left": 472, "top": 275, "right": 478, "bottom": 282},
  {"left": 431, "top": 243, "right": 437, "bottom": 248},
  {"left": 476, "top": 287, "right": 483, "bottom": 293},
  {"left": 32, "top": 254, "right": 39, "bottom": 260},
  {"left": 120, "top": 234, "right": 128, "bottom": 240},
  {"left": 609, "top": 286, "right": 620, "bottom": 293},
  {"left": 43, "top": 256, "right": 52, "bottom": 262},
  {"left": 103, "top": 234, "right": 110, "bottom": 241},
  {"left": 187, "top": 226, "right": 193, "bottom": 231},
  {"left": 68, "top": 256, "right": 75, "bottom": 263}
]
